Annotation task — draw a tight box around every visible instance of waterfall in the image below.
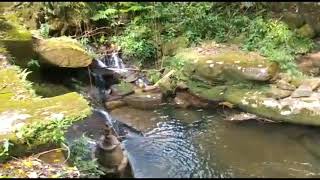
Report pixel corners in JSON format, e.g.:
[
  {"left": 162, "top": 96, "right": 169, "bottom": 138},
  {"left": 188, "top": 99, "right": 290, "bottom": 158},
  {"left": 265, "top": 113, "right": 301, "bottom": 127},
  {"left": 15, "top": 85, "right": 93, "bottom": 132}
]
[
  {"left": 95, "top": 108, "right": 114, "bottom": 128},
  {"left": 111, "top": 52, "right": 125, "bottom": 69},
  {"left": 96, "top": 59, "right": 107, "bottom": 68}
]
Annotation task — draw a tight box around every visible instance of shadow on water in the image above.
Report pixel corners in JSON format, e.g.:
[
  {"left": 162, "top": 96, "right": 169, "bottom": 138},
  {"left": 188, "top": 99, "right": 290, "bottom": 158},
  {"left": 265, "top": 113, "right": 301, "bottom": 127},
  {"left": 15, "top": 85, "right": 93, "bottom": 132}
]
[{"left": 109, "top": 105, "right": 320, "bottom": 178}]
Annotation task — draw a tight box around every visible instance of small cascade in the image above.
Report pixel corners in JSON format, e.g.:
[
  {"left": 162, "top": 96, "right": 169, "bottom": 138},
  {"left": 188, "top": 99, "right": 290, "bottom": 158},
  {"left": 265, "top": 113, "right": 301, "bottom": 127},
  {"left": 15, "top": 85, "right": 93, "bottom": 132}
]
[
  {"left": 91, "top": 73, "right": 108, "bottom": 102},
  {"left": 95, "top": 108, "right": 115, "bottom": 128},
  {"left": 96, "top": 59, "right": 107, "bottom": 68},
  {"left": 135, "top": 76, "right": 152, "bottom": 88},
  {"left": 93, "top": 52, "right": 128, "bottom": 74},
  {"left": 111, "top": 52, "right": 126, "bottom": 69}
]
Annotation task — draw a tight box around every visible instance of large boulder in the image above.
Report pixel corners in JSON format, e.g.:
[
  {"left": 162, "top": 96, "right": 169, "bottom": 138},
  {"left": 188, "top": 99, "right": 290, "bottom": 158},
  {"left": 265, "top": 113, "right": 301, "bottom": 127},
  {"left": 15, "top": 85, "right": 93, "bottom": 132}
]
[
  {"left": 33, "top": 36, "right": 92, "bottom": 68},
  {"left": 224, "top": 85, "right": 320, "bottom": 126},
  {"left": 178, "top": 44, "right": 279, "bottom": 84},
  {"left": 174, "top": 42, "right": 320, "bottom": 127}
]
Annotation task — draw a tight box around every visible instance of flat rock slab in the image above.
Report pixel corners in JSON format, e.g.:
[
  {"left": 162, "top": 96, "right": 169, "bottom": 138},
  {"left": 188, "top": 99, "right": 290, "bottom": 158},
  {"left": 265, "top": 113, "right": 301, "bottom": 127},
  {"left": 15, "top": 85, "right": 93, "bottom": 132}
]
[
  {"left": 123, "top": 92, "right": 163, "bottom": 110},
  {"left": 34, "top": 36, "right": 92, "bottom": 68}
]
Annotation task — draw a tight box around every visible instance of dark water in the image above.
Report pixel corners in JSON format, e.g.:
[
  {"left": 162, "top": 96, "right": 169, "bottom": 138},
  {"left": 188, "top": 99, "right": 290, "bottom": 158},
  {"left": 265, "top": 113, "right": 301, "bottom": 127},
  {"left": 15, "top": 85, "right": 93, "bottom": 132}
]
[{"left": 110, "top": 105, "right": 320, "bottom": 178}]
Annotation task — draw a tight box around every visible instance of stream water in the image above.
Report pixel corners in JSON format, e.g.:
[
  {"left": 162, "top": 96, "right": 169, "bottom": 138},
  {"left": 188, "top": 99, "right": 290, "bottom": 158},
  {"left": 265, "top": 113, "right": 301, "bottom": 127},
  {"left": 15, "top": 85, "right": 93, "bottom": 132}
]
[
  {"left": 28, "top": 51, "right": 320, "bottom": 178},
  {"left": 110, "top": 106, "right": 320, "bottom": 178},
  {"left": 84, "top": 53, "right": 320, "bottom": 178}
]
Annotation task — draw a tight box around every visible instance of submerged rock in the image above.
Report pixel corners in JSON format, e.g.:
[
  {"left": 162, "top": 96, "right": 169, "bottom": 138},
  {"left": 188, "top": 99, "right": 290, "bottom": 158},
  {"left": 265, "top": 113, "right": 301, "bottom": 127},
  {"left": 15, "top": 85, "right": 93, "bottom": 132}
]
[{"left": 33, "top": 36, "right": 92, "bottom": 68}]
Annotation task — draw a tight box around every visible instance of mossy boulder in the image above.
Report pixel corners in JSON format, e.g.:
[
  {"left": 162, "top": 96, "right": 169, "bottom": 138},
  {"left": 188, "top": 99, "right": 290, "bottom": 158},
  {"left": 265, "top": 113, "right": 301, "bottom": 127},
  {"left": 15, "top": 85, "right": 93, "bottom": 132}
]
[
  {"left": 297, "top": 24, "right": 316, "bottom": 39},
  {"left": 0, "top": 13, "right": 35, "bottom": 67},
  {"left": 0, "top": 14, "right": 32, "bottom": 41},
  {"left": 33, "top": 36, "right": 92, "bottom": 68},
  {"left": 282, "top": 12, "right": 305, "bottom": 29},
  {"left": 187, "top": 80, "right": 226, "bottom": 102},
  {"left": 177, "top": 45, "right": 279, "bottom": 84},
  {"left": 224, "top": 86, "right": 320, "bottom": 126},
  {"left": 0, "top": 58, "right": 91, "bottom": 161}
]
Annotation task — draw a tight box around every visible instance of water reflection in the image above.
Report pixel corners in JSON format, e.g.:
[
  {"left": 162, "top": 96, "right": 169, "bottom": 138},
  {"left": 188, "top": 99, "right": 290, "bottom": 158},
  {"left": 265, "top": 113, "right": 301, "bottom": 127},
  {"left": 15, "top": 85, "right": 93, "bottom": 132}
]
[{"left": 112, "top": 105, "right": 320, "bottom": 178}]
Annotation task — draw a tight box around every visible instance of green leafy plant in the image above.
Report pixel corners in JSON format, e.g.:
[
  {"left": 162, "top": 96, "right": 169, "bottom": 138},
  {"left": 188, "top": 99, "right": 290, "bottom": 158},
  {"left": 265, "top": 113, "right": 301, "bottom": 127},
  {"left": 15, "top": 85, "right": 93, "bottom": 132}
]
[
  {"left": 146, "top": 69, "right": 162, "bottom": 84},
  {"left": 17, "top": 117, "right": 78, "bottom": 146},
  {"left": 69, "top": 135, "right": 105, "bottom": 178},
  {"left": 39, "top": 23, "right": 50, "bottom": 38},
  {"left": 242, "top": 17, "right": 314, "bottom": 75},
  {"left": 113, "top": 25, "right": 157, "bottom": 66},
  {"left": 27, "top": 59, "right": 40, "bottom": 71},
  {"left": 0, "top": 140, "right": 12, "bottom": 157}
]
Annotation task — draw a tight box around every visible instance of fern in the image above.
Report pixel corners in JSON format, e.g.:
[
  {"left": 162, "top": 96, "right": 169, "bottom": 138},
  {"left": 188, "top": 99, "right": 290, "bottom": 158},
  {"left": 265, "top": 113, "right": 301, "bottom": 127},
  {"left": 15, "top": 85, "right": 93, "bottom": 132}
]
[{"left": 91, "top": 8, "right": 118, "bottom": 21}]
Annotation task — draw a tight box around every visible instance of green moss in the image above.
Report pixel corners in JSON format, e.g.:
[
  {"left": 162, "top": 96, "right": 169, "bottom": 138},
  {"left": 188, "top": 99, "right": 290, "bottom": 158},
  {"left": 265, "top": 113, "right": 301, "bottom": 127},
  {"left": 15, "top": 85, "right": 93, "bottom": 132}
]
[
  {"left": 112, "top": 81, "right": 134, "bottom": 96},
  {"left": 0, "top": 61, "right": 91, "bottom": 161},
  {"left": 0, "top": 14, "right": 32, "bottom": 41},
  {"left": 187, "top": 80, "right": 226, "bottom": 102},
  {"left": 32, "top": 83, "right": 72, "bottom": 97},
  {"left": 178, "top": 48, "right": 279, "bottom": 83},
  {"left": 224, "top": 86, "right": 320, "bottom": 126}
]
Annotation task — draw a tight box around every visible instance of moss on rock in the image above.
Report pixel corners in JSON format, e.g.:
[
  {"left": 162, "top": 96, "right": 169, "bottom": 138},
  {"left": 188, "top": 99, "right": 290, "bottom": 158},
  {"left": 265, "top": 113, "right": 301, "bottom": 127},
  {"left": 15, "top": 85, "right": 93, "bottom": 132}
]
[
  {"left": 0, "top": 56, "right": 91, "bottom": 162},
  {"left": 177, "top": 46, "right": 279, "bottom": 84},
  {"left": 34, "top": 36, "right": 93, "bottom": 68}
]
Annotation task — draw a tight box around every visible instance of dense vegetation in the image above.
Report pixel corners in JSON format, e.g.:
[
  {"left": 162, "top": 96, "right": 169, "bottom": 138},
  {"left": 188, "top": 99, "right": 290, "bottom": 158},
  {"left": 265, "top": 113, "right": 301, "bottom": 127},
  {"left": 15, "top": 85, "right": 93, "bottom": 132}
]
[
  {"left": 32, "top": 2, "right": 314, "bottom": 75},
  {"left": 2, "top": 2, "right": 320, "bottom": 177}
]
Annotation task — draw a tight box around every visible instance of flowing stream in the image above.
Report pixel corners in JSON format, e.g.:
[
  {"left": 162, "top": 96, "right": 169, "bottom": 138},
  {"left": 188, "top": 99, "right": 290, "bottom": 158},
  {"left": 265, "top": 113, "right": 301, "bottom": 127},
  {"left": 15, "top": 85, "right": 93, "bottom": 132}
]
[{"left": 66, "top": 52, "right": 320, "bottom": 178}]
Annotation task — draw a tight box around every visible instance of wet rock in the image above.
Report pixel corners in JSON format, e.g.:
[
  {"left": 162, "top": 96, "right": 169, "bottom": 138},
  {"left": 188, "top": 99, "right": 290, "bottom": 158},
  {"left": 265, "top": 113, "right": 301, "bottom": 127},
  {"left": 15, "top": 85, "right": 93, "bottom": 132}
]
[
  {"left": 123, "top": 92, "right": 163, "bottom": 110},
  {"left": 225, "top": 112, "right": 258, "bottom": 122},
  {"left": 0, "top": 14, "right": 35, "bottom": 68},
  {"left": 174, "top": 91, "right": 208, "bottom": 108},
  {"left": 110, "top": 82, "right": 134, "bottom": 97},
  {"left": 105, "top": 100, "right": 126, "bottom": 110},
  {"left": 33, "top": 36, "right": 92, "bottom": 68},
  {"left": 124, "top": 72, "right": 139, "bottom": 83},
  {"left": 266, "top": 85, "right": 292, "bottom": 99}
]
